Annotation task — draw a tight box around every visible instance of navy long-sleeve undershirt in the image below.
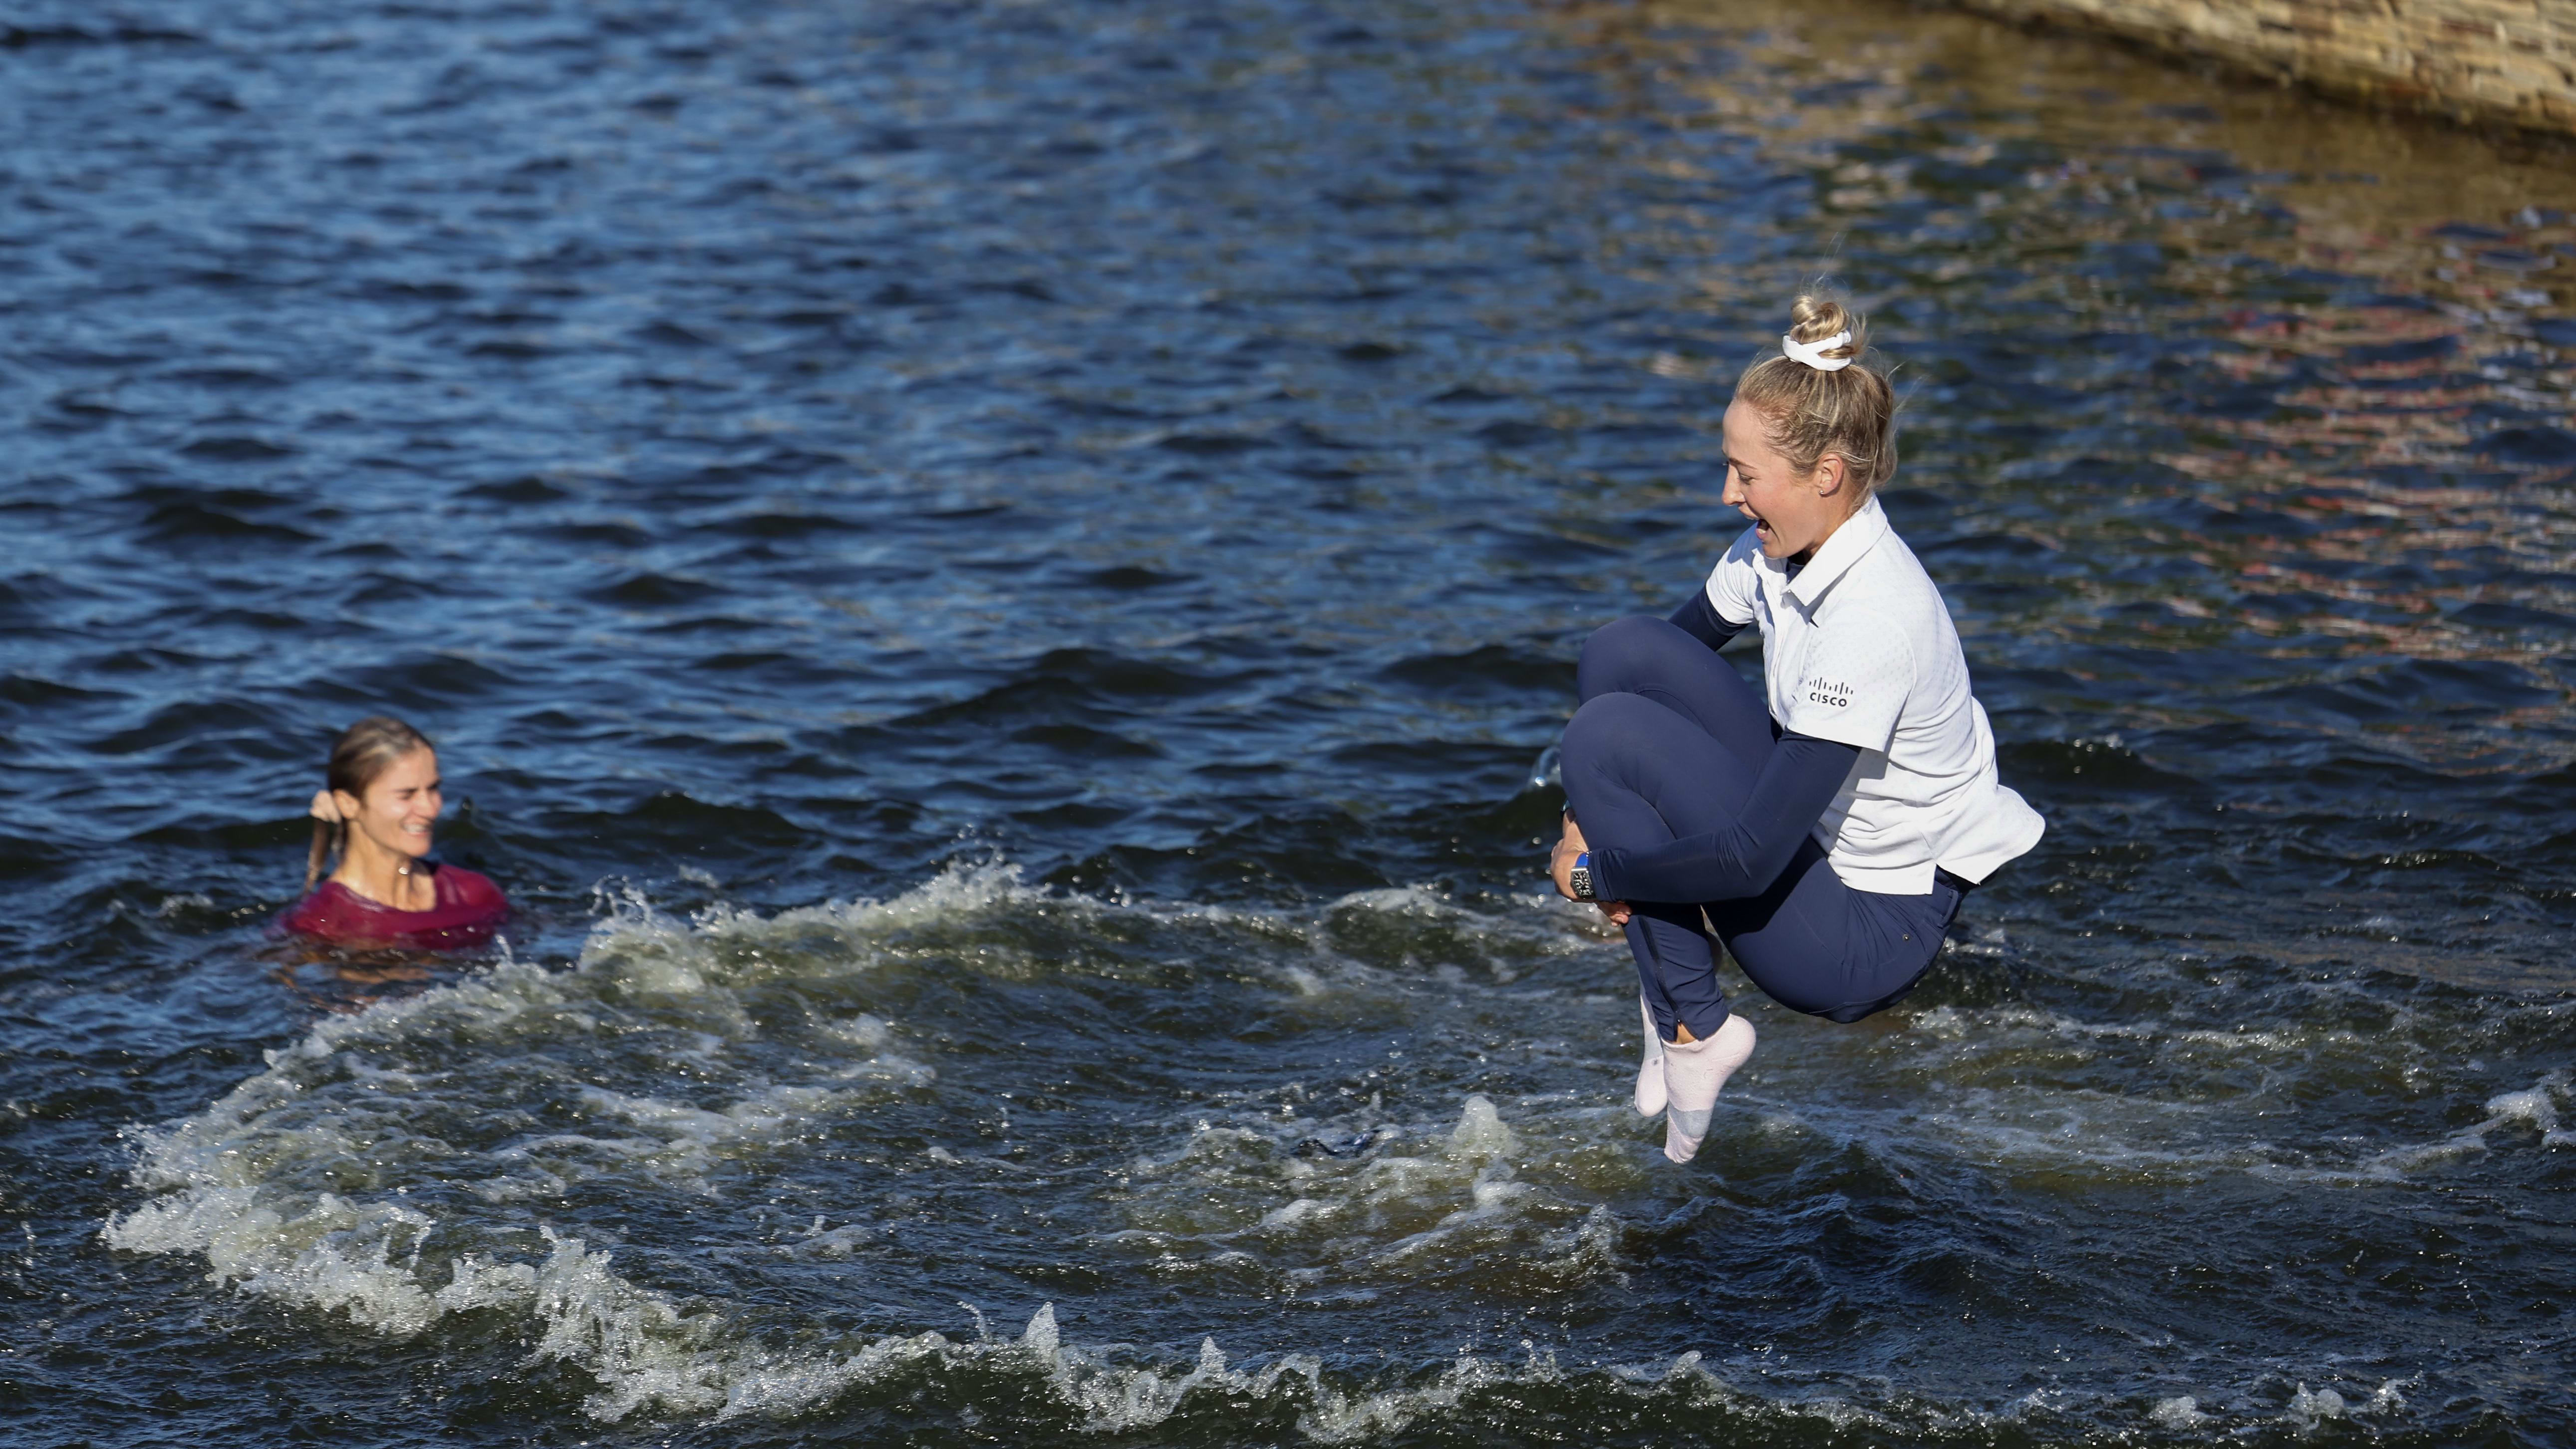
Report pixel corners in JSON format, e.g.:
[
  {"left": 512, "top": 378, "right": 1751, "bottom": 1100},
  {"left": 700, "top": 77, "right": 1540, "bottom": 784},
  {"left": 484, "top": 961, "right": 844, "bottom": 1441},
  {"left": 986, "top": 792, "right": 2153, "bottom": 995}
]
[
  {"left": 1584, "top": 593, "right": 1863, "bottom": 904},
  {"left": 1667, "top": 588, "right": 1743, "bottom": 650}
]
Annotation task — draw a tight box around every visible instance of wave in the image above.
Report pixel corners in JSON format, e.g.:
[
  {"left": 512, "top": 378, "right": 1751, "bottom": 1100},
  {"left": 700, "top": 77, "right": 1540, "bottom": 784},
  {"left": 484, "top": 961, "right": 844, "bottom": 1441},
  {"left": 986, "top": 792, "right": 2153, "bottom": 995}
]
[
  {"left": 101, "top": 862, "right": 2548, "bottom": 1437},
  {"left": 100, "top": 865, "right": 1633, "bottom": 1429}
]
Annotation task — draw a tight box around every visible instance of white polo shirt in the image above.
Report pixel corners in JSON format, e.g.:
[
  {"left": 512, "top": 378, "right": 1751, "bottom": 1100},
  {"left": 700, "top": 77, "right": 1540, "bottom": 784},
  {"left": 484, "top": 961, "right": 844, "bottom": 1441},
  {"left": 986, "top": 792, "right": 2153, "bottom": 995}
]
[{"left": 1705, "top": 496, "right": 2044, "bottom": 894}]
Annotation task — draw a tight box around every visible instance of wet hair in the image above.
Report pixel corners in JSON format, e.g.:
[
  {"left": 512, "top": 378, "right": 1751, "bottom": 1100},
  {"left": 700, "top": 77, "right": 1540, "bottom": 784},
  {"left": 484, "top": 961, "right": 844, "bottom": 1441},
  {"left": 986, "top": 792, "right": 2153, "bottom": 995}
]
[
  {"left": 304, "top": 715, "right": 435, "bottom": 892},
  {"left": 1734, "top": 293, "right": 1898, "bottom": 498}
]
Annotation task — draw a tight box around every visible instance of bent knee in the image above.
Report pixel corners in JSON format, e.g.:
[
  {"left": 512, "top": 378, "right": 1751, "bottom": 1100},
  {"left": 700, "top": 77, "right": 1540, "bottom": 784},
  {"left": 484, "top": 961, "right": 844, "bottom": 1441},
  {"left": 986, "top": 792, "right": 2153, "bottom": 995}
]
[
  {"left": 1576, "top": 614, "right": 1687, "bottom": 702},
  {"left": 1563, "top": 690, "right": 1668, "bottom": 768}
]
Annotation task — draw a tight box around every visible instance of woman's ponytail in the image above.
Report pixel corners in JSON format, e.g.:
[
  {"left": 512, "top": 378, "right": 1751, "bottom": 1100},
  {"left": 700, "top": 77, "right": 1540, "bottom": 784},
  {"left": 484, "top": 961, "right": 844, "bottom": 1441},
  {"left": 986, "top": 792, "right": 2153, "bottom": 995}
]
[{"left": 303, "top": 817, "right": 342, "bottom": 893}]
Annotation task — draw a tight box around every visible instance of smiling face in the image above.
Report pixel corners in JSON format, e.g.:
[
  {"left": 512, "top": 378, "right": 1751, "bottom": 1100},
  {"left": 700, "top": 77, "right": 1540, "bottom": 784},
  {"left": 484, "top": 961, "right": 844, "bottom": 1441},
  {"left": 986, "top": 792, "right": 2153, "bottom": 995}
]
[
  {"left": 1720, "top": 399, "right": 1856, "bottom": 563},
  {"left": 332, "top": 747, "right": 442, "bottom": 863}
]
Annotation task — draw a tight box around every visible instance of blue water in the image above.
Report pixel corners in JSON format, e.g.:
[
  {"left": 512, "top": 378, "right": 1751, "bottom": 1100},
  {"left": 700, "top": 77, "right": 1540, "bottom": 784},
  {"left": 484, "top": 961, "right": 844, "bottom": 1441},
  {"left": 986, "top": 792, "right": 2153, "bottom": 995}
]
[{"left": 4, "top": 0, "right": 2575, "bottom": 1444}]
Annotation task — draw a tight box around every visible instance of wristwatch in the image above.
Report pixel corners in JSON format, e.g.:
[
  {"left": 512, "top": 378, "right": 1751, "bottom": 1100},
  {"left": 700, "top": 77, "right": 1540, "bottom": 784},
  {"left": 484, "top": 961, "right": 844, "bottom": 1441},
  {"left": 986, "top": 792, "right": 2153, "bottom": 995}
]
[{"left": 1567, "top": 851, "right": 1595, "bottom": 901}]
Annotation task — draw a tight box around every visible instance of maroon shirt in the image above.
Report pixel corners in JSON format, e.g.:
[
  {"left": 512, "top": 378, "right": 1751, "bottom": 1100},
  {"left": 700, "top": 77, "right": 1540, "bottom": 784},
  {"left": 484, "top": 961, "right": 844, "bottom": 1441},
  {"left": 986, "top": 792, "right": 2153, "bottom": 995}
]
[{"left": 281, "top": 864, "right": 509, "bottom": 950}]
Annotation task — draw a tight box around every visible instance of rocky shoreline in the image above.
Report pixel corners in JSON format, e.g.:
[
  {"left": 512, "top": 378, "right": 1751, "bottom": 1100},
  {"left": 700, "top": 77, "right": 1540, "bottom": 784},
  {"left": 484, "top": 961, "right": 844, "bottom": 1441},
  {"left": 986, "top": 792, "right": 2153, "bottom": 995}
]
[{"left": 1951, "top": 0, "right": 2575, "bottom": 134}]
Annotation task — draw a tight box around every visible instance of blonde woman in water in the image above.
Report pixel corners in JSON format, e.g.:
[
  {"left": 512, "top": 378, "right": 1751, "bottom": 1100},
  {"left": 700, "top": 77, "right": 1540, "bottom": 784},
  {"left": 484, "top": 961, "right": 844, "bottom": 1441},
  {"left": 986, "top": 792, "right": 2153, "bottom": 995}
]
[{"left": 1551, "top": 295, "right": 2043, "bottom": 1163}]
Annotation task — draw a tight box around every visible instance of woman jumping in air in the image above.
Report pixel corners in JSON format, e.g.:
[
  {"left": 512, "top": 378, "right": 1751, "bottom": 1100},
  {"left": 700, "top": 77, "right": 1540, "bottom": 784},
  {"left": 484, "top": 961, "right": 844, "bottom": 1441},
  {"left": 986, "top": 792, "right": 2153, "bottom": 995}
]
[{"left": 1551, "top": 295, "right": 2043, "bottom": 1164}]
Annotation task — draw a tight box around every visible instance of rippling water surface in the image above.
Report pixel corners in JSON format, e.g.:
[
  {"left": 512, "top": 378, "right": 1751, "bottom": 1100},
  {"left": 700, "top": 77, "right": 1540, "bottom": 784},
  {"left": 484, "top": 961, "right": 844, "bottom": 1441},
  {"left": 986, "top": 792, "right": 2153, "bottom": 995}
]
[{"left": 4, "top": 0, "right": 2574, "bottom": 1444}]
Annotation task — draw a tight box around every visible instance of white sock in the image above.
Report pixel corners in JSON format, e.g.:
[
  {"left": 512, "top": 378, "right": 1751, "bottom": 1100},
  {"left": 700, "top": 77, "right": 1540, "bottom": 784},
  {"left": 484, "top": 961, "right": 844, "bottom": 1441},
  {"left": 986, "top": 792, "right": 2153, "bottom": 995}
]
[
  {"left": 1661, "top": 1013, "right": 1757, "bottom": 1164},
  {"left": 1633, "top": 995, "right": 1666, "bottom": 1117}
]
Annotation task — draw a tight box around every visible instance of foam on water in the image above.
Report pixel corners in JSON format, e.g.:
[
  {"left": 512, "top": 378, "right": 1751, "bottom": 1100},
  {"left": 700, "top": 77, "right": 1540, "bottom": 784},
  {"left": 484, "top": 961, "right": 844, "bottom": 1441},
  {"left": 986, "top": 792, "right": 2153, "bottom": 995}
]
[
  {"left": 103, "top": 870, "right": 1005, "bottom": 1413},
  {"left": 2358, "top": 1071, "right": 2576, "bottom": 1176},
  {"left": 99, "top": 867, "right": 1641, "bottom": 1431},
  {"left": 101, "top": 864, "right": 2549, "bottom": 1436},
  {"left": 2149, "top": 1394, "right": 2204, "bottom": 1428},
  {"left": 1852, "top": 1004, "right": 2576, "bottom": 1187}
]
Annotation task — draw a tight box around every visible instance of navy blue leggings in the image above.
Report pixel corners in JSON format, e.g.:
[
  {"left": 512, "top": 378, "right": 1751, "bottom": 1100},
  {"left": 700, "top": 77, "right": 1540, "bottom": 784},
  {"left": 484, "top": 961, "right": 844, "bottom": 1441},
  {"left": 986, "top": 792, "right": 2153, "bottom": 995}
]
[{"left": 1564, "top": 616, "right": 1963, "bottom": 1041}]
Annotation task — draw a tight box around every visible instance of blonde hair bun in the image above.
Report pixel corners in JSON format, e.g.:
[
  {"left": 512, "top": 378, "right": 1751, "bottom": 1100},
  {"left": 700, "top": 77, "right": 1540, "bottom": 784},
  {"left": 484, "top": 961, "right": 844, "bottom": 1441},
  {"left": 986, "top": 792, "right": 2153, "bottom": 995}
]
[
  {"left": 1737, "top": 292, "right": 1896, "bottom": 494},
  {"left": 1786, "top": 296, "right": 1863, "bottom": 361}
]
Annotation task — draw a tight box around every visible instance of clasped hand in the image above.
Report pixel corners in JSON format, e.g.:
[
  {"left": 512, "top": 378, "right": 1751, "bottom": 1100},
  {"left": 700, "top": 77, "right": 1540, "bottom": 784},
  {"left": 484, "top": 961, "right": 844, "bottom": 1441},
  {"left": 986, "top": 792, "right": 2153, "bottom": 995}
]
[{"left": 1550, "top": 813, "right": 1631, "bottom": 926}]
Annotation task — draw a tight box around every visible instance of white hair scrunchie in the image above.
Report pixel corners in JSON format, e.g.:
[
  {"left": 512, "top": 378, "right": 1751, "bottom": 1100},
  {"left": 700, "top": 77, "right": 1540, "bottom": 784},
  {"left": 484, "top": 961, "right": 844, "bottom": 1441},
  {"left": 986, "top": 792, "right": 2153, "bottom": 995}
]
[{"left": 1781, "top": 329, "right": 1854, "bottom": 371}]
